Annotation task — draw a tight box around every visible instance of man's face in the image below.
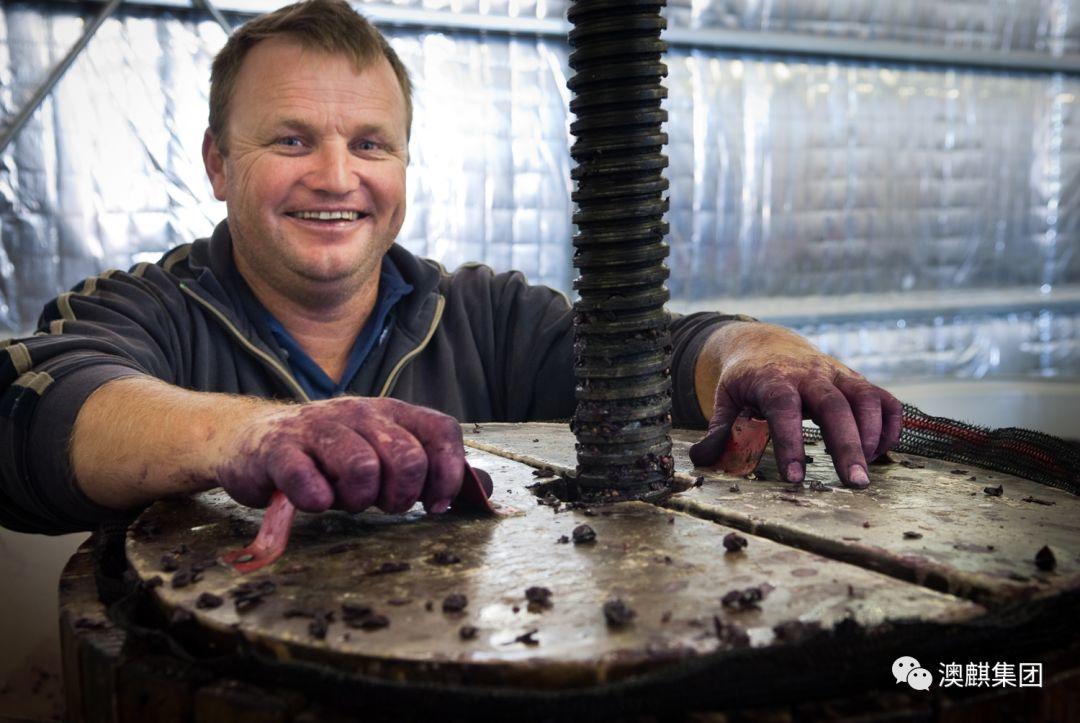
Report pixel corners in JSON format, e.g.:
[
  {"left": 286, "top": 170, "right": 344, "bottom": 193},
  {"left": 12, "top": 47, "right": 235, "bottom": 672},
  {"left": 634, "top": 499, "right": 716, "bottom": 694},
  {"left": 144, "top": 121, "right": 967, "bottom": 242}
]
[{"left": 203, "top": 38, "right": 408, "bottom": 305}]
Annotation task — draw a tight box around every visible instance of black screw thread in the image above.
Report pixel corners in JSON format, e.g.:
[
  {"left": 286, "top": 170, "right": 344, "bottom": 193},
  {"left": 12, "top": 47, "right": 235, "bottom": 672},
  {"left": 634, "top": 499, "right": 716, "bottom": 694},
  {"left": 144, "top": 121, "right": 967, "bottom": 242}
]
[{"left": 568, "top": 0, "right": 674, "bottom": 498}]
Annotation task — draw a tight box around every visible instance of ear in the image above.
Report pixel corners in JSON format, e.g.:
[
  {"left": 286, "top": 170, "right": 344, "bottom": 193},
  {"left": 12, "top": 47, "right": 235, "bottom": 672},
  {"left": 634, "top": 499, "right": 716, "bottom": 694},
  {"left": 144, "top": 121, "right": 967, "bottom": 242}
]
[{"left": 202, "top": 129, "right": 228, "bottom": 201}]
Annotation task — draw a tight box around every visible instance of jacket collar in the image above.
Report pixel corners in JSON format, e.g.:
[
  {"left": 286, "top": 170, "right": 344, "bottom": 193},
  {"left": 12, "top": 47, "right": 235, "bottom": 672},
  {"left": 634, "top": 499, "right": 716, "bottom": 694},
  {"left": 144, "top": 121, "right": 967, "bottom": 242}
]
[
  {"left": 168, "top": 220, "right": 445, "bottom": 397},
  {"left": 178, "top": 221, "right": 443, "bottom": 335}
]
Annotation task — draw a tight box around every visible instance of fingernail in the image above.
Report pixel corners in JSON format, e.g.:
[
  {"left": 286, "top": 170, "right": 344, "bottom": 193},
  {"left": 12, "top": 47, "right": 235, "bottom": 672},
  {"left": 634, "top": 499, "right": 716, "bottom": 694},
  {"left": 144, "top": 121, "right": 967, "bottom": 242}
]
[
  {"left": 849, "top": 465, "right": 870, "bottom": 488},
  {"left": 785, "top": 462, "right": 804, "bottom": 484},
  {"left": 430, "top": 499, "right": 451, "bottom": 514}
]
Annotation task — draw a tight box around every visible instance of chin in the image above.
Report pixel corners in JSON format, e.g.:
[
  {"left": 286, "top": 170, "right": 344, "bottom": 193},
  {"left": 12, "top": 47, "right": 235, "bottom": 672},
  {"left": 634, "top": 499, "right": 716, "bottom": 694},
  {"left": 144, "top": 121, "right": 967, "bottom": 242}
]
[
  {"left": 292, "top": 263, "right": 357, "bottom": 284},
  {"left": 293, "top": 256, "right": 373, "bottom": 285},
  {"left": 281, "top": 236, "right": 385, "bottom": 279}
]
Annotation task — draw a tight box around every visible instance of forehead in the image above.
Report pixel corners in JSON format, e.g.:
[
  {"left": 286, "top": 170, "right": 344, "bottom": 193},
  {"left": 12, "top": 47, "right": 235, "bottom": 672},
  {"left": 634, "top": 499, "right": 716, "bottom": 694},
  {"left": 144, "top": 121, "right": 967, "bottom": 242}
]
[{"left": 229, "top": 37, "right": 406, "bottom": 133}]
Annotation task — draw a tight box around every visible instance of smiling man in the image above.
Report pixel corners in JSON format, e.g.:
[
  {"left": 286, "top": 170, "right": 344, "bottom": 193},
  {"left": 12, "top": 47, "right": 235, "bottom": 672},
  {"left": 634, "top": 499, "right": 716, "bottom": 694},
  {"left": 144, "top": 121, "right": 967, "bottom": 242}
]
[
  {"left": 203, "top": 37, "right": 410, "bottom": 383},
  {"left": 0, "top": 0, "right": 900, "bottom": 535}
]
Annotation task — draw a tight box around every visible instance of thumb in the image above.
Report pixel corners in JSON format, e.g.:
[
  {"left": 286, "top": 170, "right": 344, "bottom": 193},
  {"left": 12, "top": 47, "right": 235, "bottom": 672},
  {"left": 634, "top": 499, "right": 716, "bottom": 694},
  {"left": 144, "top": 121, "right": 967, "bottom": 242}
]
[{"left": 688, "top": 385, "right": 741, "bottom": 467}]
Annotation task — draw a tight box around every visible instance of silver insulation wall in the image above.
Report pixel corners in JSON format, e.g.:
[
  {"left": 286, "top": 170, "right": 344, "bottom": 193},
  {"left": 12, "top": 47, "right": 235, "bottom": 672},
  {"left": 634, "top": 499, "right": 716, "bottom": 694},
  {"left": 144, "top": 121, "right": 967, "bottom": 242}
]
[{"left": 2, "top": 0, "right": 1079, "bottom": 383}]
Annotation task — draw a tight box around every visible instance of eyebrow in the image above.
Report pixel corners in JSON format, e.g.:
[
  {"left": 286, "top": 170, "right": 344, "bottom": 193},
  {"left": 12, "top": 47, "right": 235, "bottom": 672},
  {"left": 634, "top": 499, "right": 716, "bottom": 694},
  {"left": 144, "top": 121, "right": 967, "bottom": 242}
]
[
  {"left": 273, "top": 118, "right": 319, "bottom": 136},
  {"left": 271, "top": 118, "right": 398, "bottom": 142}
]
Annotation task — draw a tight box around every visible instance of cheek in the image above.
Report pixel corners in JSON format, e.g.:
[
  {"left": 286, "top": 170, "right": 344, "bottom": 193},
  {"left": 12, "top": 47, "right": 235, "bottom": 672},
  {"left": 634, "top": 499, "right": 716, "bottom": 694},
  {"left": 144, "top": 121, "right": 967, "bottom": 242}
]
[
  {"left": 231, "top": 160, "right": 289, "bottom": 211},
  {"left": 372, "top": 165, "right": 407, "bottom": 209}
]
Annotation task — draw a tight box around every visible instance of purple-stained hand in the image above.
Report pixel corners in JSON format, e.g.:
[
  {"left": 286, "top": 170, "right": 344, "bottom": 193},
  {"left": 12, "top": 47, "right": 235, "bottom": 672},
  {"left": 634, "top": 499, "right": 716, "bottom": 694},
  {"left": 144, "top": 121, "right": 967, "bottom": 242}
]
[
  {"left": 215, "top": 397, "right": 465, "bottom": 514},
  {"left": 688, "top": 322, "right": 903, "bottom": 488}
]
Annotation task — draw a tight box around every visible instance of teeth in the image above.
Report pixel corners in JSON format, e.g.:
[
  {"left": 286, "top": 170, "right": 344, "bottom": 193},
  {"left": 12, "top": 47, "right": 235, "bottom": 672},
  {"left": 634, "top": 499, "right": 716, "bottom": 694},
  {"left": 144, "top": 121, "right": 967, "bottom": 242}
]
[{"left": 292, "top": 210, "right": 360, "bottom": 221}]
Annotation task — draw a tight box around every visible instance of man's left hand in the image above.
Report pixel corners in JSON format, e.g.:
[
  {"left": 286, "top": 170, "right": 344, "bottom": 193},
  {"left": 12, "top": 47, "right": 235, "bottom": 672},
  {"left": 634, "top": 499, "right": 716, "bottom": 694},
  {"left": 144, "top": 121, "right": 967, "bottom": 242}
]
[{"left": 688, "top": 321, "right": 902, "bottom": 488}]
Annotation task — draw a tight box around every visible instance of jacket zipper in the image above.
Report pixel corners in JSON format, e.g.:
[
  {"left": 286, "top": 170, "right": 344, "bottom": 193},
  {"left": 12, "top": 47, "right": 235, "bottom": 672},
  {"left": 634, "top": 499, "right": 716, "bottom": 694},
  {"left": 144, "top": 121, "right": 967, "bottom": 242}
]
[
  {"left": 377, "top": 295, "right": 445, "bottom": 397},
  {"left": 180, "top": 284, "right": 312, "bottom": 403}
]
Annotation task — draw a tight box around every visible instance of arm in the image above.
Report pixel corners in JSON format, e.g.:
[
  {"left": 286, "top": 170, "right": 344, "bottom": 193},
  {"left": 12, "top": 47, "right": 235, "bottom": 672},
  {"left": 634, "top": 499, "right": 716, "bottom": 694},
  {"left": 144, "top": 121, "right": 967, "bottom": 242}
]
[
  {"left": 72, "top": 375, "right": 466, "bottom": 516},
  {"left": 0, "top": 266, "right": 189, "bottom": 533},
  {"left": 443, "top": 264, "right": 576, "bottom": 422},
  {"left": 70, "top": 375, "right": 269, "bottom": 509},
  {"left": 689, "top": 321, "right": 902, "bottom": 488},
  {"left": 1, "top": 258, "right": 466, "bottom": 534}
]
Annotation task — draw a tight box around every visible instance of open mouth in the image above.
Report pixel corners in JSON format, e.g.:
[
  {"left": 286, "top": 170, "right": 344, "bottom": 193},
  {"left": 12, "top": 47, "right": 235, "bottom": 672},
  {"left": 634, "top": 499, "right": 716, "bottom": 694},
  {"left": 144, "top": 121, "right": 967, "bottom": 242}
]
[{"left": 286, "top": 210, "right": 368, "bottom": 222}]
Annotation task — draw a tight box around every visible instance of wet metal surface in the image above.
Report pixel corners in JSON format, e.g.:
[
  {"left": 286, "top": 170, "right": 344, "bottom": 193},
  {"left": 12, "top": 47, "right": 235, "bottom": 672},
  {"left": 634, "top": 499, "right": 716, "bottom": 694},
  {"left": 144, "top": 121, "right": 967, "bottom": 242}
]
[
  {"left": 127, "top": 446, "right": 982, "bottom": 689},
  {"left": 464, "top": 423, "right": 1080, "bottom": 607}
]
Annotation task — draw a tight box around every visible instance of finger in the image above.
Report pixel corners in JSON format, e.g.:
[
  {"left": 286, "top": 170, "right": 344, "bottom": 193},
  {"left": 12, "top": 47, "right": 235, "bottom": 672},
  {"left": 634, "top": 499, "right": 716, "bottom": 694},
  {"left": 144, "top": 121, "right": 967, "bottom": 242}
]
[
  {"left": 354, "top": 421, "right": 428, "bottom": 514},
  {"left": 875, "top": 390, "right": 904, "bottom": 459},
  {"left": 753, "top": 379, "right": 807, "bottom": 484},
  {"left": 218, "top": 463, "right": 275, "bottom": 509},
  {"left": 799, "top": 379, "right": 869, "bottom": 489},
  {"left": 267, "top": 445, "right": 335, "bottom": 512},
  {"left": 391, "top": 405, "right": 465, "bottom": 513},
  {"left": 835, "top": 375, "right": 883, "bottom": 463},
  {"left": 688, "top": 384, "right": 741, "bottom": 467},
  {"left": 309, "top": 423, "right": 381, "bottom": 513}
]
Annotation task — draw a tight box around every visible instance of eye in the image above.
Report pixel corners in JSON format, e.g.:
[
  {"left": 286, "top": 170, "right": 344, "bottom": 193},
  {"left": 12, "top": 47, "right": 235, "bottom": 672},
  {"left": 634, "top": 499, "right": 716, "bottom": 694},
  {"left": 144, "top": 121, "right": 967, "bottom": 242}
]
[
  {"left": 354, "top": 139, "right": 380, "bottom": 152},
  {"left": 276, "top": 136, "right": 305, "bottom": 148}
]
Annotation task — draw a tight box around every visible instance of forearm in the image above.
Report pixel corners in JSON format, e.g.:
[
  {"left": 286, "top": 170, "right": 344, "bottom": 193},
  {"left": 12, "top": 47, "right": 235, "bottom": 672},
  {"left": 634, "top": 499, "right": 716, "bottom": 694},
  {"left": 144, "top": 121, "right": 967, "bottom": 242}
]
[{"left": 71, "top": 375, "right": 280, "bottom": 510}]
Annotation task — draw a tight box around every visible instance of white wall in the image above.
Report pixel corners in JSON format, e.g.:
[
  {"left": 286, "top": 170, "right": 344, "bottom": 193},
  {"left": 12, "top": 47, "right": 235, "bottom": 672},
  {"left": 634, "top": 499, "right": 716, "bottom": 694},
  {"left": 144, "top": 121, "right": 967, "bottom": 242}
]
[{"left": 0, "top": 529, "right": 88, "bottom": 720}]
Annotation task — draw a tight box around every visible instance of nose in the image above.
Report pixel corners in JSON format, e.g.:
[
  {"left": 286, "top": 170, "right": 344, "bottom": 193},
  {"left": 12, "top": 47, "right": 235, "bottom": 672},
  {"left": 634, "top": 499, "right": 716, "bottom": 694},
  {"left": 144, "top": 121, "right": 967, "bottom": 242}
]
[{"left": 305, "top": 141, "right": 357, "bottom": 195}]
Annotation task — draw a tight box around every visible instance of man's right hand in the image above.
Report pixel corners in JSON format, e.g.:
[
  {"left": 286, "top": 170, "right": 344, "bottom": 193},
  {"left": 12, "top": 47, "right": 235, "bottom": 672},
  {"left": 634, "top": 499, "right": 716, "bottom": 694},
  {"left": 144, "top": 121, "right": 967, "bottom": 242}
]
[
  {"left": 215, "top": 397, "right": 465, "bottom": 514},
  {"left": 72, "top": 376, "right": 465, "bottom": 515}
]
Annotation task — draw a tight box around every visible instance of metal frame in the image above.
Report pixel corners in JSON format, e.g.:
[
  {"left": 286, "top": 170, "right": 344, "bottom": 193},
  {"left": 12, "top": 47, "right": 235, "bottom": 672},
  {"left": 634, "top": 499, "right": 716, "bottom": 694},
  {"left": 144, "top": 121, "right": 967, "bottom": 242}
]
[
  {"left": 362, "top": 5, "right": 1080, "bottom": 75},
  {"left": 192, "top": 0, "right": 234, "bottom": 34},
  {"left": 110, "top": 0, "right": 1080, "bottom": 75},
  {"left": 0, "top": 0, "right": 124, "bottom": 155},
  {"left": 5, "top": 0, "right": 1080, "bottom": 157},
  {"left": 0, "top": 0, "right": 231, "bottom": 156},
  {"left": 663, "top": 27, "right": 1080, "bottom": 75},
  {"left": 674, "top": 285, "right": 1080, "bottom": 326}
]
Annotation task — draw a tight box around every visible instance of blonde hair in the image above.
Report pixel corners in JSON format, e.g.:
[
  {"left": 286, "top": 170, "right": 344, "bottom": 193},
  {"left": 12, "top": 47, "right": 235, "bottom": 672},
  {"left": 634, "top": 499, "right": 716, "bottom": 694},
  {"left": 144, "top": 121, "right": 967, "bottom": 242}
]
[{"left": 208, "top": 0, "right": 413, "bottom": 150}]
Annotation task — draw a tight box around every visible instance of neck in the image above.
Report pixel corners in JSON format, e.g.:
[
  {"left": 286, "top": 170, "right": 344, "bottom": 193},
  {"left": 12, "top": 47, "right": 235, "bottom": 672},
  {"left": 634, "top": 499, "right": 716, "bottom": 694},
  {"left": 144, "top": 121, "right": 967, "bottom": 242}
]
[{"left": 237, "top": 262, "right": 380, "bottom": 384}]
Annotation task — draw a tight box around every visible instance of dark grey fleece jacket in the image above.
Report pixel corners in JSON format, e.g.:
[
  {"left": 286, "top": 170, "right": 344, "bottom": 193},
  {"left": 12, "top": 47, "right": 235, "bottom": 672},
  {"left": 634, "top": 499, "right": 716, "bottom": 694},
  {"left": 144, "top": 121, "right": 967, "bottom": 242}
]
[{"left": 0, "top": 223, "right": 739, "bottom": 534}]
